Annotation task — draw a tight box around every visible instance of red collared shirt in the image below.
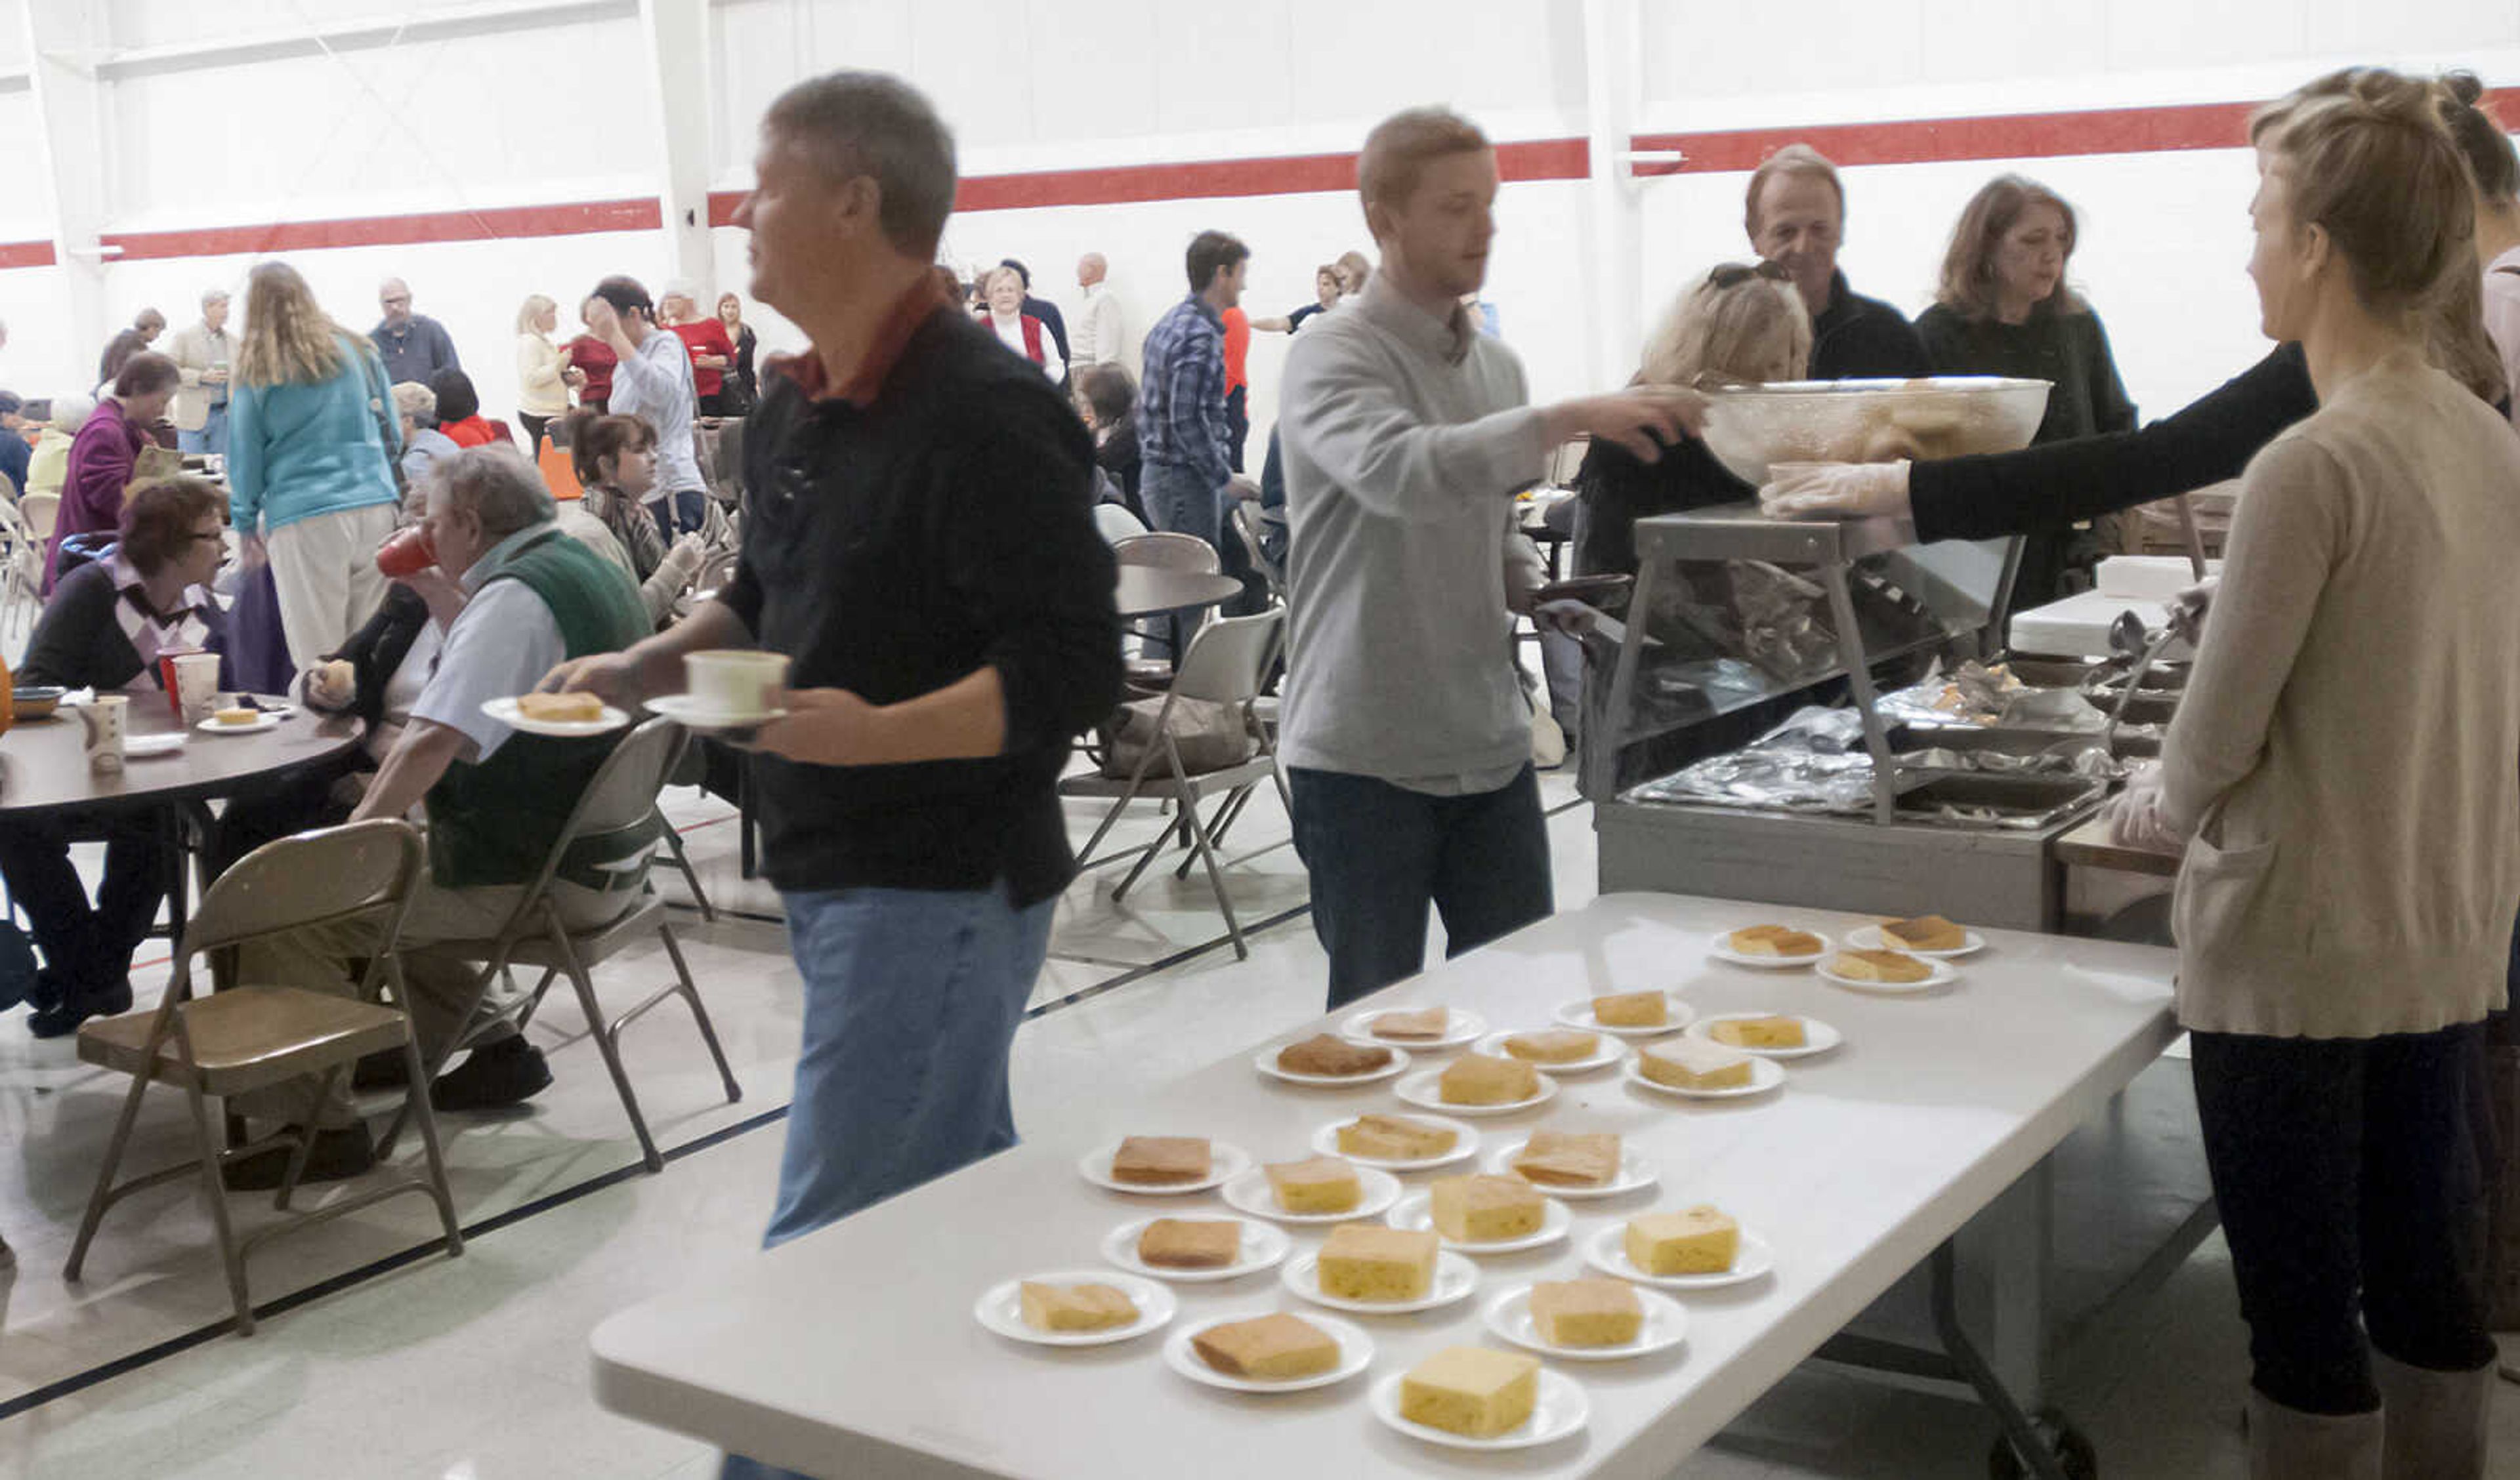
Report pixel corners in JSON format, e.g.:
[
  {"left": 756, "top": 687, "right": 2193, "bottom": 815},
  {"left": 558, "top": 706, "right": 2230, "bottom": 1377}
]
[{"left": 767, "top": 275, "right": 956, "bottom": 407}]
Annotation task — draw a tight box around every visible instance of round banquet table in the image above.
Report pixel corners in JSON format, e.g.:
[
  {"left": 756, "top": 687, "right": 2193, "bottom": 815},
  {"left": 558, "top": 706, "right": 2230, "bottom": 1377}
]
[
  {"left": 1113, "top": 567, "right": 1242, "bottom": 620},
  {"left": 0, "top": 695, "right": 367, "bottom": 943}
]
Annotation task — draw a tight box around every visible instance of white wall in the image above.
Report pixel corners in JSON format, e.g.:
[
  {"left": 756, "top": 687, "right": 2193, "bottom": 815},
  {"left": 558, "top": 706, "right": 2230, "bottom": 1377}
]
[{"left": 0, "top": 0, "right": 2514, "bottom": 455}]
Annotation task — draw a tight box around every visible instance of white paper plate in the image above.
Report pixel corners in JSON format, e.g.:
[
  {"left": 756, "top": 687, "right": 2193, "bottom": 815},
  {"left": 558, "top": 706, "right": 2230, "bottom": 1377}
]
[
  {"left": 1482, "top": 1140, "right": 1658, "bottom": 1201},
  {"left": 1550, "top": 995, "right": 1695, "bottom": 1038},
  {"left": 1253, "top": 1043, "right": 1410, "bottom": 1088},
  {"left": 1164, "top": 1312, "right": 1374, "bottom": 1393},
  {"left": 972, "top": 1270, "right": 1176, "bottom": 1347},
  {"left": 1339, "top": 1006, "right": 1486, "bottom": 1050},
  {"left": 1076, "top": 1139, "right": 1252, "bottom": 1196},
  {"left": 1308, "top": 1114, "right": 1480, "bottom": 1172},
  {"left": 1221, "top": 1164, "right": 1402, "bottom": 1225},
  {"left": 1099, "top": 1215, "right": 1290, "bottom": 1283},
  {"left": 1393, "top": 1067, "right": 1557, "bottom": 1119},
  {"left": 1582, "top": 1222, "right": 1776, "bottom": 1290},
  {"left": 1280, "top": 1248, "right": 1479, "bottom": 1315},
  {"left": 1705, "top": 929, "right": 1832, "bottom": 969},
  {"left": 1685, "top": 1013, "right": 1843, "bottom": 1060},
  {"left": 1484, "top": 1283, "right": 1689, "bottom": 1362},
  {"left": 194, "top": 710, "right": 280, "bottom": 735},
  {"left": 1368, "top": 1367, "right": 1589, "bottom": 1451},
  {"left": 1386, "top": 1191, "right": 1571, "bottom": 1254},
  {"left": 644, "top": 693, "right": 789, "bottom": 732},
  {"left": 1471, "top": 1029, "right": 1626, "bottom": 1075},
  {"left": 480, "top": 695, "right": 631, "bottom": 738},
  {"left": 1816, "top": 954, "right": 1959, "bottom": 995},
  {"left": 123, "top": 733, "right": 187, "bottom": 758},
  {"left": 1622, "top": 1053, "right": 1787, "bottom": 1101},
  {"left": 1846, "top": 923, "right": 1986, "bottom": 958}
]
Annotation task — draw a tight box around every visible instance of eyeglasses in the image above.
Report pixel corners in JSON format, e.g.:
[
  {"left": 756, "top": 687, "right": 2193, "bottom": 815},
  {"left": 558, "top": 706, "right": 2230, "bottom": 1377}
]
[{"left": 1706, "top": 260, "right": 1793, "bottom": 291}]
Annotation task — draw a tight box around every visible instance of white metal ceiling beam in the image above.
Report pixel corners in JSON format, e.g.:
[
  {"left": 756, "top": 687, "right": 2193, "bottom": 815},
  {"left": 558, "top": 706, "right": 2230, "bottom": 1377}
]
[
  {"left": 94, "top": 0, "right": 637, "bottom": 82},
  {"left": 22, "top": 0, "right": 112, "bottom": 375},
  {"left": 641, "top": 0, "right": 716, "bottom": 302}
]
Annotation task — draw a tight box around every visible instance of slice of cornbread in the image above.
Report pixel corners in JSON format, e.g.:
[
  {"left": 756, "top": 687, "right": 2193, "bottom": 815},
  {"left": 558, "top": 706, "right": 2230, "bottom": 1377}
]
[
  {"left": 1709, "top": 1016, "right": 1807, "bottom": 1049},
  {"left": 1439, "top": 1052, "right": 1540, "bottom": 1106},
  {"left": 1372, "top": 1006, "right": 1450, "bottom": 1040},
  {"left": 1625, "top": 1206, "right": 1740, "bottom": 1275},
  {"left": 1528, "top": 1278, "right": 1643, "bottom": 1347},
  {"left": 1192, "top": 1312, "right": 1340, "bottom": 1380},
  {"left": 1018, "top": 1281, "right": 1137, "bottom": 1332},
  {"left": 1277, "top": 1033, "right": 1393, "bottom": 1076},
  {"left": 1639, "top": 1038, "right": 1754, "bottom": 1090},
  {"left": 1317, "top": 1223, "right": 1438, "bottom": 1302},
  {"left": 1428, "top": 1174, "right": 1546, "bottom": 1243},
  {"left": 1265, "top": 1155, "right": 1362, "bottom": 1215},
  {"left": 1881, "top": 914, "right": 1966, "bottom": 951},
  {"left": 1591, "top": 991, "right": 1668, "bottom": 1027},
  {"left": 1398, "top": 1346, "right": 1540, "bottom": 1438},
  {"left": 1727, "top": 924, "right": 1823, "bottom": 956},
  {"left": 1501, "top": 1029, "right": 1600, "bottom": 1064},
  {"left": 1337, "top": 1113, "right": 1459, "bottom": 1161},
  {"left": 1830, "top": 948, "right": 1933, "bottom": 984},
  {"left": 1110, "top": 1136, "right": 1211, "bottom": 1185},
  {"left": 1509, "top": 1130, "right": 1620, "bottom": 1188},
  {"left": 1137, "top": 1218, "right": 1242, "bottom": 1269}
]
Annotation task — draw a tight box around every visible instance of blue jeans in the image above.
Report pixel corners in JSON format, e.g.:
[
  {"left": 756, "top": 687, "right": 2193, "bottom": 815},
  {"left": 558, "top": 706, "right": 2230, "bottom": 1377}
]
[
  {"left": 1137, "top": 458, "right": 1225, "bottom": 653},
  {"left": 648, "top": 487, "right": 709, "bottom": 539},
  {"left": 1288, "top": 764, "right": 1552, "bottom": 1010},
  {"left": 721, "top": 882, "right": 1055, "bottom": 1480},
  {"left": 178, "top": 403, "right": 228, "bottom": 457}
]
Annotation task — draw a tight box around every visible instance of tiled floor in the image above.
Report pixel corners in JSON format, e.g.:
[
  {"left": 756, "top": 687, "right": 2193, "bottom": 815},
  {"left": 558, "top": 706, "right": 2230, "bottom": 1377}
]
[{"left": 2, "top": 768, "right": 2515, "bottom": 1478}]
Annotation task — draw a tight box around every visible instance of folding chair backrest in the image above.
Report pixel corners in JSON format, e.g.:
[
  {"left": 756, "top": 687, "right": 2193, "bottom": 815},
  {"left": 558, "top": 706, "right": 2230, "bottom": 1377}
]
[
  {"left": 1228, "top": 501, "right": 1281, "bottom": 594},
  {"left": 712, "top": 417, "right": 747, "bottom": 501},
  {"left": 1170, "top": 608, "right": 1282, "bottom": 707},
  {"left": 1112, "top": 531, "right": 1218, "bottom": 573},
  {"left": 18, "top": 491, "right": 57, "bottom": 540},
  {"left": 1095, "top": 503, "right": 1149, "bottom": 544},
  {"left": 557, "top": 716, "right": 687, "bottom": 840},
  {"left": 184, "top": 819, "right": 425, "bottom": 962}
]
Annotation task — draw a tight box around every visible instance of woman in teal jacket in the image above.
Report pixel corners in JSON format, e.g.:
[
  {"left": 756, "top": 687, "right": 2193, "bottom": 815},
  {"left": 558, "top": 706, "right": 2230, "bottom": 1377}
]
[{"left": 228, "top": 260, "right": 404, "bottom": 671}]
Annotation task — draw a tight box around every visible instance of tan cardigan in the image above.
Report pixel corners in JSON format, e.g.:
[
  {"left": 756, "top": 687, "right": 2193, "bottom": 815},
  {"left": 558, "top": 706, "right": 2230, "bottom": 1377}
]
[
  {"left": 2162, "top": 349, "right": 2520, "bottom": 1038},
  {"left": 516, "top": 333, "right": 570, "bottom": 417}
]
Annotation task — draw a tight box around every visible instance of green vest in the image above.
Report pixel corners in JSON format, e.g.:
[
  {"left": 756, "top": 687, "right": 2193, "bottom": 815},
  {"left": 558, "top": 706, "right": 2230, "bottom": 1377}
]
[{"left": 426, "top": 526, "right": 658, "bottom": 892}]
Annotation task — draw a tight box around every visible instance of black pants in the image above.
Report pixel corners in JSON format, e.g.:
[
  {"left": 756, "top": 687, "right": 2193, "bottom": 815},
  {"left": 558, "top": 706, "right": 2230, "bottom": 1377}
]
[
  {"left": 2191, "top": 1023, "right": 2497, "bottom": 1414},
  {"left": 0, "top": 811, "right": 169, "bottom": 995},
  {"left": 518, "top": 412, "right": 551, "bottom": 452},
  {"left": 1225, "top": 384, "right": 1248, "bottom": 474},
  {"left": 1288, "top": 765, "right": 1551, "bottom": 1010}
]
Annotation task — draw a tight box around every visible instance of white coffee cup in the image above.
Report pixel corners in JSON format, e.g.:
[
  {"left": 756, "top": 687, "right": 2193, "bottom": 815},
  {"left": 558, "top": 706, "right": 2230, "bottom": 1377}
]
[
  {"left": 172, "top": 652, "right": 221, "bottom": 724},
  {"left": 79, "top": 695, "right": 129, "bottom": 774},
  {"left": 683, "top": 650, "right": 789, "bottom": 720}
]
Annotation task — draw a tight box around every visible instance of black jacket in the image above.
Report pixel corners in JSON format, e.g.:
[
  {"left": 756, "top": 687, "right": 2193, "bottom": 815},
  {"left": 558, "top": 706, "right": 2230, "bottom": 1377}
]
[
  {"left": 1810, "top": 272, "right": 1933, "bottom": 380},
  {"left": 304, "top": 585, "right": 430, "bottom": 740},
  {"left": 1916, "top": 302, "right": 2137, "bottom": 445},
  {"left": 728, "top": 308, "right": 1124, "bottom": 904},
  {"left": 1571, "top": 436, "right": 1752, "bottom": 578},
  {"left": 1908, "top": 343, "right": 2315, "bottom": 544}
]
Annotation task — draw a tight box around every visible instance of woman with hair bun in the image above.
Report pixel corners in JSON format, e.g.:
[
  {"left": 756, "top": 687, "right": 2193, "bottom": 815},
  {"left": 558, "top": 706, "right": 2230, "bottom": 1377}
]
[{"left": 2108, "top": 69, "right": 2520, "bottom": 1479}]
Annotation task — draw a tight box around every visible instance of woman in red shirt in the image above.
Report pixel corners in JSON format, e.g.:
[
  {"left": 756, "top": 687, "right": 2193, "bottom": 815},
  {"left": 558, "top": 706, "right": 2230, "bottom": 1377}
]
[
  {"left": 661, "top": 286, "right": 738, "bottom": 416},
  {"left": 427, "top": 369, "right": 498, "bottom": 447},
  {"left": 566, "top": 294, "right": 619, "bottom": 413}
]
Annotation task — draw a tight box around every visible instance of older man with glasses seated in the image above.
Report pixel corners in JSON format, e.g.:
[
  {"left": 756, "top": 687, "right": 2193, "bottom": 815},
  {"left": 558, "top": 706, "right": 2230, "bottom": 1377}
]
[{"left": 226, "top": 448, "right": 652, "bottom": 1189}]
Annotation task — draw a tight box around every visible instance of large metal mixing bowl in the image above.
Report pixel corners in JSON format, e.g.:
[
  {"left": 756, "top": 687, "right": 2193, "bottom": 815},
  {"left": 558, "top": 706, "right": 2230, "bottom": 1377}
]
[{"left": 1700, "top": 376, "right": 2052, "bottom": 487}]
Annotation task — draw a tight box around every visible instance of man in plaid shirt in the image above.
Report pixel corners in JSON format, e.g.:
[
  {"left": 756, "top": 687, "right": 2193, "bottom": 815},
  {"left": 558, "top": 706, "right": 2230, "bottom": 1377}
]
[{"left": 1137, "top": 230, "right": 1255, "bottom": 552}]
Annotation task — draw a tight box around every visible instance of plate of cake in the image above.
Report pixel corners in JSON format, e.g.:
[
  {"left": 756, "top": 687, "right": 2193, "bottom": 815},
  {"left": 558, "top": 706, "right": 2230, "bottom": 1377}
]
[
  {"left": 1551, "top": 991, "right": 1694, "bottom": 1038},
  {"left": 1707, "top": 924, "right": 1831, "bottom": 968},
  {"left": 973, "top": 1270, "right": 1177, "bottom": 1347},
  {"left": 1076, "top": 1135, "right": 1251, "bottom": 1195},
  {"left": 1309, "top": 1112, "right": 1480, "bottom": 1172},
  {"left": 1220, "top": 1157, "right": 1403, "bottom": 1225},
  {"left": 1368, "top": 1350, "right": 1589, "bottom": 1451},
  {"left": 1280, "top": 1226, "right": 1479, "bottom": 1315},
  {"left": 1164, "top": 1311, "right": 1374, "bottom": 1393},
  {"left": 1100, "top": 1215, "right": 1291, "bottom": 1283},
  {"left": 1626, "top": 1038, "right": 1786, "bottom": 1100},
  {"left": 1337, "top": 1004, "right": 1486, "bottom": 1050},
  {"left": 1816, "top": 947, "right": 1957, "bottom": 995},
  {"left": 1385, "top": 1176, "right": 1572, "bottom": 1254},
  {"left": 1255, "top": 1033, "right": 1410, "bottom": 1086},
  {"left": 1846, "top": 914, "right": 1984, "bottom": 958},
  {"left": 1473, "top": 1027, "right": 1625, "bottom": 1075},
  {"left": 1484, "top": 1132, "right": 1656, "bottom": 1200},
  {"left": 1393, "top": 1055, "right": 1558, "bottom": 1117},
  {"left": 1582, "top": 1209, "right": 1776, "bottom": 1291},
  {"left": 1484, "top": 1279, "right": 1689, "bottom": 1361},
  {"left": 1683, "top": 1012, "right": 1841, "bottom": 1059},
  {"left": 483, "top": 693, "right": 631, "bottom": 738}
]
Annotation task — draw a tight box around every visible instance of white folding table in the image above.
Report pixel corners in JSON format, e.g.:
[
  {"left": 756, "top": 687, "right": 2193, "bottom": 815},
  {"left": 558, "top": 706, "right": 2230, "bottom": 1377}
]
[{"left": 591, "top": 892, "right": 2179, "bottom": 1478}]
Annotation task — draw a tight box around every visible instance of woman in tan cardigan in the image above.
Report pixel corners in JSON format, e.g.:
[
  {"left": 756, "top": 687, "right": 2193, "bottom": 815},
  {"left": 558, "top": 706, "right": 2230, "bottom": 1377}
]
[{"left": 2110, "top": 70, "right": 2520, "bottom": 1480}]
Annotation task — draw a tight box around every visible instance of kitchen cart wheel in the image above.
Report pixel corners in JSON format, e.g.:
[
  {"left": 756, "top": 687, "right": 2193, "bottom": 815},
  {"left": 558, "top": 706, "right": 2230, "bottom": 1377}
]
[{"left": 1986, "top": 1408, "right": 2097, "bottom": 1480}]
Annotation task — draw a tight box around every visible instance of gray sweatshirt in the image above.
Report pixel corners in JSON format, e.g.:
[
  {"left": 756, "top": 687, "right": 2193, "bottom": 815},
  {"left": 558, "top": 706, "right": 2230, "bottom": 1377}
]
[{"left": 1277, "top": 276, "right": 1550, "bottom": 783}]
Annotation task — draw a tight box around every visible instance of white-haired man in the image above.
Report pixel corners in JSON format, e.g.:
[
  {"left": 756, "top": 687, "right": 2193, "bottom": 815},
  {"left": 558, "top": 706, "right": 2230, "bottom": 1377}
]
[{"left": 167, "top": 288, "right": 237, "bottom": 456}]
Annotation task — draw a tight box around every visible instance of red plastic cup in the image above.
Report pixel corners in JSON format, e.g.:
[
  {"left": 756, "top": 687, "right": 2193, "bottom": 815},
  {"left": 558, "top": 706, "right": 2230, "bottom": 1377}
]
[
  {"left": 376, "top": 527, "right": 436, "bottom": 579},
  {"left": 157, "top": 648, "right": 204, "bottom": 720}
]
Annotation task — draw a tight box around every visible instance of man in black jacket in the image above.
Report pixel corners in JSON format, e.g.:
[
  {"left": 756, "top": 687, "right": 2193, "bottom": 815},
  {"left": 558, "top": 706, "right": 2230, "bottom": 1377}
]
[
  {"left": 549, "top": 73, "right": 1122, "bottom": 1279},
  {"left": 1746, "top": 144, "right": 1931, "bottom": 379}
]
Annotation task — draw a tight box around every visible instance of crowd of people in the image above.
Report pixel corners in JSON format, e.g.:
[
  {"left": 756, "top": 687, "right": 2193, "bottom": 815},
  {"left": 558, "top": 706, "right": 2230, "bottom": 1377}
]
[{"left": 0, "top": 59, "right": 2513, "bottom": 1480}]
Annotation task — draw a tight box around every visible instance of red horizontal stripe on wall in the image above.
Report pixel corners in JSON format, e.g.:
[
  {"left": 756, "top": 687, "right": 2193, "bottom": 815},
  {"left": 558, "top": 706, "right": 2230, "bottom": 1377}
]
[
  {"left": 0, "top": 241, "right": 55, "bottom": 270},
  {"left": 99, "top": 197, "right": 663, "bottom": 262}
]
